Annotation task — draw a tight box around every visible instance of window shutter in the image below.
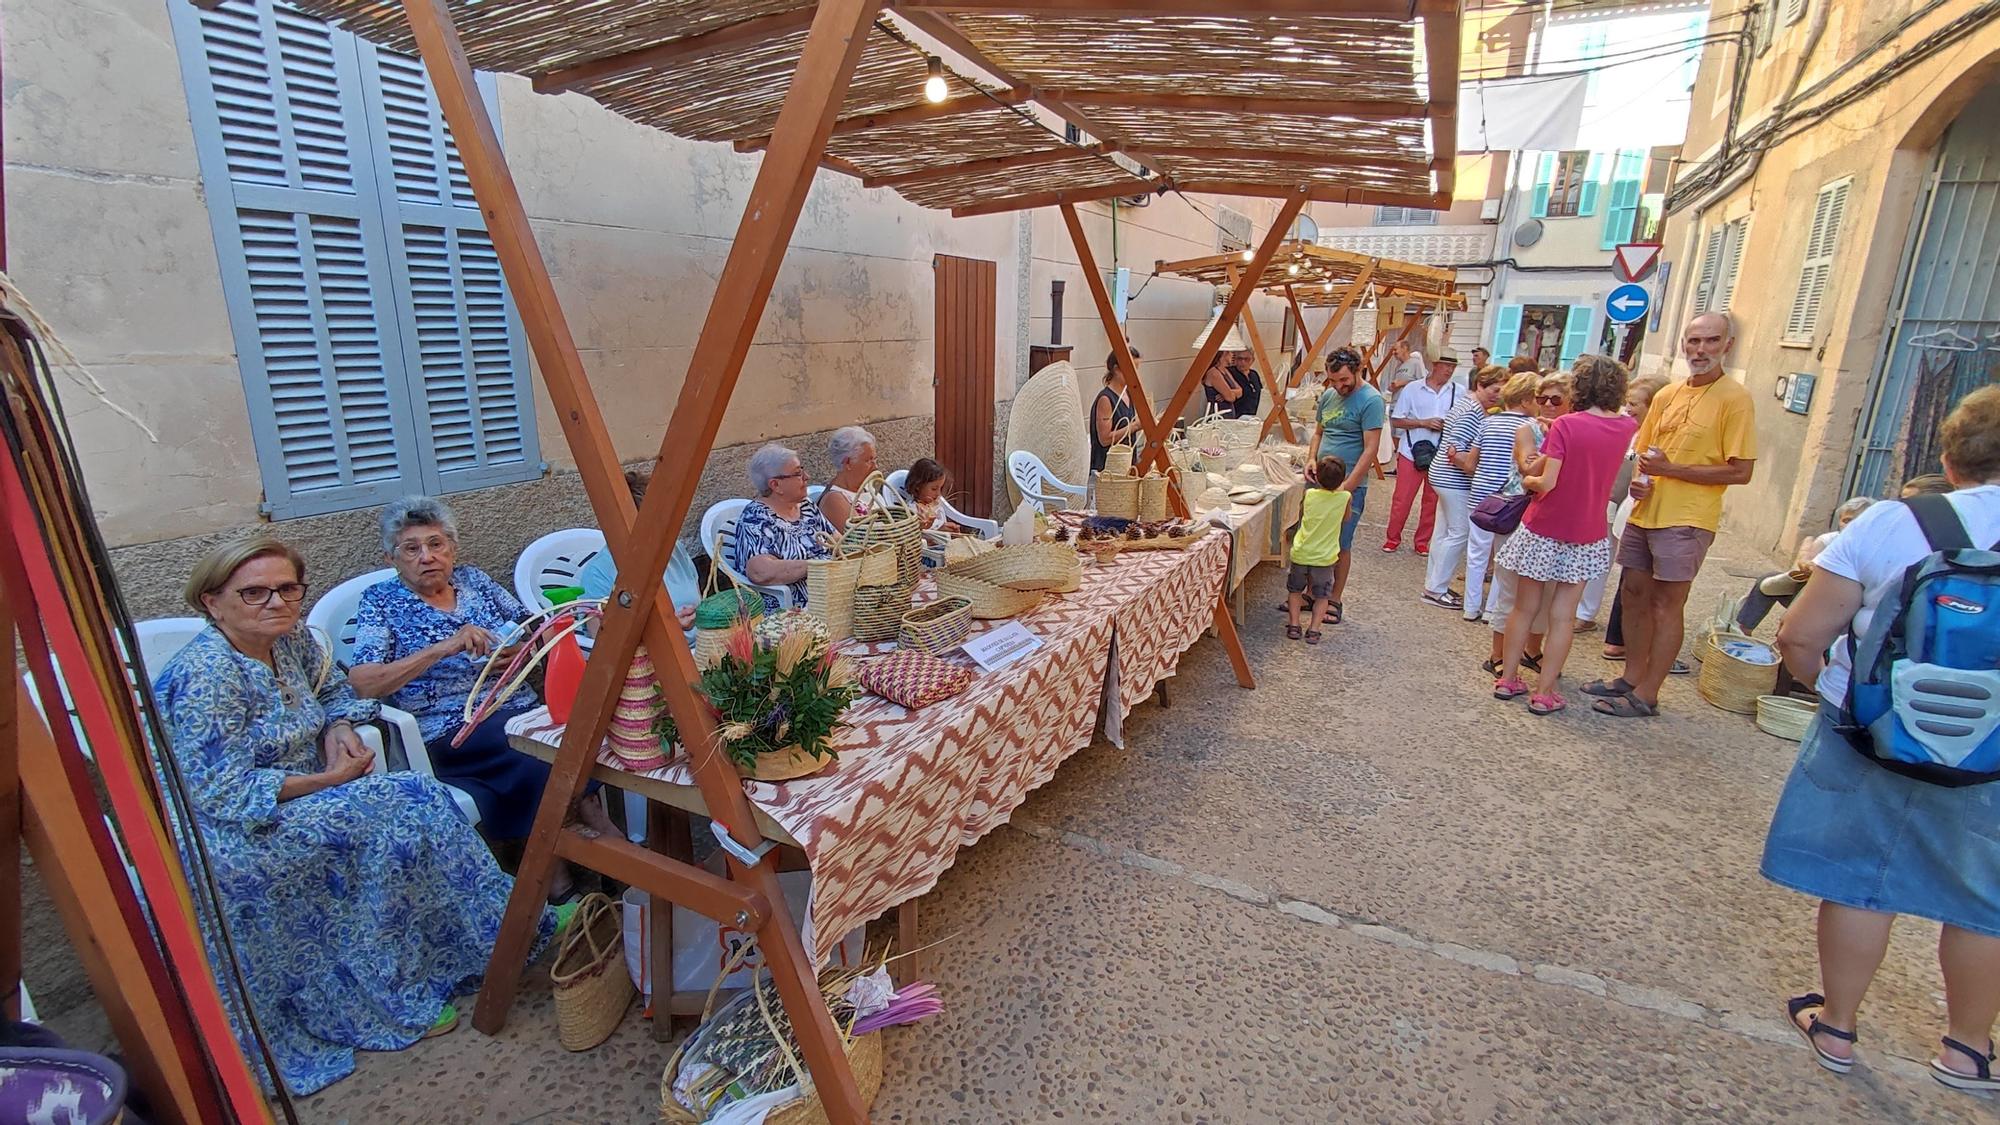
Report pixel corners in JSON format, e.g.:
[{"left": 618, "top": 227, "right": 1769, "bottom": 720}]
[
  {"left": 1578, "top": 152, "right": 1606, "bottom": 217},
  {"left": 1784, "top": 179, "right": 1849, "bottom": 343},
  {"left": 360, "top": 46, "right": 537, "bottom": 491},
  {"left": 1600, "top": 150, "right": 1644, "bottom": 250},
  {"left": 1530, "top": 153, "right": 1554, "bottom": 219},
  {"left": 172, "top": 0, "right": 423, "bottom": 517},
  {"left": 1784, "top": 0, "right": 1807, "bottom": 26},
  {"left": 1715, "top": 219, "right": 1749, "bottom": 314},
  {"left": 1492, "top": 304, "right": 1524, "bottom": 359},
  {"left": 1693, "top": 224, "right": 1727, "bottom": 312},
  {"left": 1559, "top": 306, "right": 1594, "bottom": 367}
]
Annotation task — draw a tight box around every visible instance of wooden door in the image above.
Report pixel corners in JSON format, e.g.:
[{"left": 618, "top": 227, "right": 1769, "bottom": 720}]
[{"left": 932, "top": 254, "right": 997, "bottom": 517}]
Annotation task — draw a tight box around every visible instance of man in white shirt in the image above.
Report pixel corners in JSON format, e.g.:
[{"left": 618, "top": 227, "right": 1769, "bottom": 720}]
[{"left": 1383, "top": 350, "right": 1462, "bottom": 555}]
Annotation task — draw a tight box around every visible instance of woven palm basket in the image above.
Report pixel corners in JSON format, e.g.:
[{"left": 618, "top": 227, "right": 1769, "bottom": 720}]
[
  {"left": 944, "top": 541, "right": 1079, "bottom": 592},
  {"left": 550, "top": 893, "right": 634, "bottom": 1051},
  {"left": 1005, "top": 360, "right": 1089, "bottom": 507},
  {"left": 934, "top": 571, "right": 1043, "bottom": 619}
]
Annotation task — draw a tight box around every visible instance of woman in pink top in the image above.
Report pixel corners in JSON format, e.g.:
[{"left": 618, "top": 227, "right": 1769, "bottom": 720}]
[{"left": 1493, "top": 355, "right": 1639, "bottom": 714}]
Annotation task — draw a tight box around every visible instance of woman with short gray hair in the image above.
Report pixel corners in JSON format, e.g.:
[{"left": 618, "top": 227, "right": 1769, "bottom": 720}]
[
  {"left": 735, "top": 443, "right": 835, "bottom": 610},
  {"left": 818, "top": 425, "right": 878, "bottom": 532},
  {"left": 347, "top": 495, "right": 614, "bottom": 877}
]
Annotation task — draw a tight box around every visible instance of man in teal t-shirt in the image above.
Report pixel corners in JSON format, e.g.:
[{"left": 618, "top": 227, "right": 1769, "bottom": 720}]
[{"left": 1307, "top": 348, "right": 1384, "bottom": 624}]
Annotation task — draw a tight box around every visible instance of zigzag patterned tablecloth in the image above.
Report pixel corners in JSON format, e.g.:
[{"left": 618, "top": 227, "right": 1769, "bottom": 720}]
[{"left": 506, "top": 530, "right": 1229, "bottom": 960}]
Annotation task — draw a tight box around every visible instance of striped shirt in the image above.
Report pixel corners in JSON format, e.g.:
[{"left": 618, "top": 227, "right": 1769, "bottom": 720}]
[
  {"left": 1426, "top": 400, "right": 1486, "bottom": 491},
  {"left": 1468, "top": 411, "right": 1536, "bottom": 505}
]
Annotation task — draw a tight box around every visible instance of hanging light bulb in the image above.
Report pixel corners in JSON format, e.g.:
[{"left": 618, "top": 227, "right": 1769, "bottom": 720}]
[
  {"left": 1240, "top": 247, "right": 1254, "bottom": 263},
  {"left": 1287, "top": 261, "right": 1301, "bottom": 277},
  {"left": 1322, "top": 279, "right": 1334, "bottom": 293},
  {"left": 924, "top": 56, "right": 948, "bottom": 103}
]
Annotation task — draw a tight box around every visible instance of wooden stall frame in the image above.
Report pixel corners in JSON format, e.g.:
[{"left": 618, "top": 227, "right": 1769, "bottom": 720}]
[
  {"left": 1257, "top": 267, "right": 1375, "bottom": 442},
  {"left": 1223, "top": 263, "right": 1296, "bottom": 445}
]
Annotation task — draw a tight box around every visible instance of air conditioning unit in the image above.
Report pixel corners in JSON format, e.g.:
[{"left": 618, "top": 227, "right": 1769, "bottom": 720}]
[
  {"left": 1118, "top": 193, "right": 1154, "bottom": 207},
  {"left": 1479, "top": 198, "right": 1501, "bottom": 222}
]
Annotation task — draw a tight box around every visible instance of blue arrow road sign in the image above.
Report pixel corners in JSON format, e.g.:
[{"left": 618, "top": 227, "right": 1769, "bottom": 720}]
[{"left": 1605, "top": 283, "right": 1650, "bottom": 324}]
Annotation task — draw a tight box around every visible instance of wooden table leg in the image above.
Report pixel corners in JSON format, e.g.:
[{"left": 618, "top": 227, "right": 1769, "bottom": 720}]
[
  {"left": 648, "top": 803, "right": 693, "bottom": 1041},
  {"left": 897, "top": 899, "right": 921, "bottom": 978}
]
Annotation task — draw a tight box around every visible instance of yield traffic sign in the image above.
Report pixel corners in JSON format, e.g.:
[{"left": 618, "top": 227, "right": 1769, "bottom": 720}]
[
  {"left": 1605, "top": 283, "right": 1651, "bottom": 324},
  {"left": 1613, "top": 242, "right": 1662, "bottom": 282}
]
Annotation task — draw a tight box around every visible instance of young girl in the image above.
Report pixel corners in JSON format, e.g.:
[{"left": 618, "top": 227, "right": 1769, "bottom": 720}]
[
  {"left": 1286, "top": 456, "right": 1352, "bottom": 646},
  {"left": 903, "top": 458, "right": 958, "bottom": 532}
]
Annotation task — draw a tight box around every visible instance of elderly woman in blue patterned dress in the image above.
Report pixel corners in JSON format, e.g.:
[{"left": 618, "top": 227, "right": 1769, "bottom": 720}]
[
  {"left": 152, "top": 534, "right": 556, "bottom": 1095},
  {"left": 346, "top": 496, "right": 616, "bottom": 861},
  {"left": 734, "top": 443, "right": 836, "bottom": 611}
]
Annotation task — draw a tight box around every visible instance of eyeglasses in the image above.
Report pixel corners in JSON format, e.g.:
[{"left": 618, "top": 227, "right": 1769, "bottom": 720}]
[
  {"left": 233, "top": 582, "right": 308, "bottom": 606},
  {"left": 394, "top": 537, "right": 453, "bottom": 560},
  {"left": 770, "top": 471, "right": 808, "bottom": 482},
  {"left": 1536, "top": 395, "right": 1567, "bottom": 406}
]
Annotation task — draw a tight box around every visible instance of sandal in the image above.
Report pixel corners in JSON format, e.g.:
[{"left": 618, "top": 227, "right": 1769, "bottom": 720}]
[
  {"left": 424, "top": 1003, "right": 460, "bottom": 1040},
  {"left": 1481, "top": 657, "right": 1503, "bottom": 677},
  {"left": 1786, "top": 994, "right": 1856, "bottom": 1075},
  {"left": 1932, "top": 1035, "right": 2000, "bottom": 1093},
  {"left": 1581, "top": 677, "right": 1635, "bottom": 698},
  {"left": 1602, "top": 646, "right": 1626, "bottom": 660},
  {"left": 1326, "top": 602, "right": 1344, "bottom": 626},
  {"left": 1521, "top": 653, "right": 1543, "bottom": 674},
  {"left": 1493, "top": 678, "right": 1530, "bottom": 700},
  {"left": 1573, "top": 620, "right": 1599, "bottom": 634},
  {"left": 1285, "top": 624, "right": 1303, "bottom": 640},
  {"left": 1669, "top": 659, "right": 1692, "bottom": 675},
  {"left": 1305, "top": 630, "right": 1323, "bottom": 645},
  {"left": 1528, "top": 693, "right": 1567, "bottom": 715},
  {"left": 1592, "top": 693, "right": 1660, "bottom": 718}
]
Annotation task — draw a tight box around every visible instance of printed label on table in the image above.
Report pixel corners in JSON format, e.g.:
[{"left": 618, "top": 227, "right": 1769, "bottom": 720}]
[{"left": 962, "top": 621, "right": 1043, "bottom": 672}]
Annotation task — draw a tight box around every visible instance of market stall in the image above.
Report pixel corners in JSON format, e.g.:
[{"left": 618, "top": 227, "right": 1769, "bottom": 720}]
[{"left": 248, "top": 0, "right": 1464, "bottom": 1118}]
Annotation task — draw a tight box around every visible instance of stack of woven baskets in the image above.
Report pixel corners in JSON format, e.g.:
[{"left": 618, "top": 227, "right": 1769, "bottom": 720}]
[
  {"left": 934, "top": 540, "right": 1077, "bottom": 619},
  {"left": 839, "top": 473, "right": 926, "bottom": 642}
]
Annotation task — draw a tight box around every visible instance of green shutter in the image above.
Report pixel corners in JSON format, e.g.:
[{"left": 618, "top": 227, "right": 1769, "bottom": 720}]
[
  {"left": 1492, "top": 304, "right": 1524, "bottom": 359},
  {"left": 1559, "top": 306, "right": 1594, "bottom": 367},
  {"left": 1530, "top": 153, "right": 1554, "bottom": 219},
  {"left": 1578, "top": 153, "right": 1605, "bottom": 217},
  {"left": 1601, "top": 151, "right": 1645, "bottom": 249}
]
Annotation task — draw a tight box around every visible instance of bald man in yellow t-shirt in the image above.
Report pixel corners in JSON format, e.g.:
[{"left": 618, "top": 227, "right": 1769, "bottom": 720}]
[{"left": 1587, "top": 312, "right": 1757, "bottom": 718}]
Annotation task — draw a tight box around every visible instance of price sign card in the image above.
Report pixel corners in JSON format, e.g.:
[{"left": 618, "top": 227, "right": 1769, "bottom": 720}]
[{"left": 961, "top": 621, "right": 1043, "bottom": 672}]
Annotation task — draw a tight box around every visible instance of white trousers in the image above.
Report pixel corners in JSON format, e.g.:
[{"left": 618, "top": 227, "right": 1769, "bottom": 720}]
[
  {"left": 1425, "top": 487, "right": 1471, "bottom": 596},
  {"left": 1463, "top": 519, "right": 1500, "bottom": 620}
]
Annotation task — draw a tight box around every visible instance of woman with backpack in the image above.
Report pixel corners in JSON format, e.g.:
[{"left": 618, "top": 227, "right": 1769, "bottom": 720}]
[{"left": 1763, "top": 384, "right": 2000, "bottom": 1093}]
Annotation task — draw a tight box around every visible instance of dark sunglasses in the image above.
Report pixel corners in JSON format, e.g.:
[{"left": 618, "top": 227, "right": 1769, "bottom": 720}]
[
  {"left": 1536, "top": 394, "right": 1567, "bottom": 406},
  {"left": 233, "top": 582, "right": 309, "bottom": 606}
]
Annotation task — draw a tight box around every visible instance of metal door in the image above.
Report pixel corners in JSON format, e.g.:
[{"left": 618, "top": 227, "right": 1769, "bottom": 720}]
[{"left": 1849, "top": 82, "right": 2000, "bottom": 496}]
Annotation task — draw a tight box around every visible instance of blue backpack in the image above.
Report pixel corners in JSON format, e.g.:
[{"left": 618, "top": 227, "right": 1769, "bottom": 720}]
[{"left": 1841, "top": 493, "right": 2000, "bottom": 786}]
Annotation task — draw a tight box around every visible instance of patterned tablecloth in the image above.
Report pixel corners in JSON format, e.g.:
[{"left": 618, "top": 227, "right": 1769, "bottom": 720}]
[
  {"left": 1199, "top": 481, "right": 1306, "bottom": 593},
  {"left": 505, "top": 530, "right": 1230, "bottom": 960}
]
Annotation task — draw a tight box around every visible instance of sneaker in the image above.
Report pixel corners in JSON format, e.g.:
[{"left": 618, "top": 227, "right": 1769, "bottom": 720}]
[{"left": 1422, "top": 590, "right": 1465, "bottom": 610}]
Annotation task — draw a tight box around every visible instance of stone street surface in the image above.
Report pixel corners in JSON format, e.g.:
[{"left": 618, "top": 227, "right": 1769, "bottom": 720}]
[{"left": 304, "top": 506, "right": 2000, "bottom": 1124}]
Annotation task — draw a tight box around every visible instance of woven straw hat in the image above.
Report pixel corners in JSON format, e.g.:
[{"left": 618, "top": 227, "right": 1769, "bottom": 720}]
[
  {"left": 1005, "top": 359, "right": 1090, "bottom": 508},
  {"left": 1191, "top": 306, "right": 1248, "bottom": 352}
]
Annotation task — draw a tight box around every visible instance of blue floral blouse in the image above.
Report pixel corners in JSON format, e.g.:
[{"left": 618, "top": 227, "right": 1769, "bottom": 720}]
[
  {"left": 350, "top": 565, "right": 532, "bottom": 743},
  {"left": 732, "top": 498, "right": 835, "bottom": 610},
  {"left": 152, "top": 624, "right": 552, "bottom": 1094}
]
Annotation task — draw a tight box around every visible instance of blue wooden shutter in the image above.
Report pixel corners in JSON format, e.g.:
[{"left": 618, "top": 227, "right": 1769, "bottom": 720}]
[
  {"left": 1601, "top": 150, "right": 1645, "bottom": 249},
  {"left": 1578, "top": 152, "right": 1606, "bottom": 217},
  {"left": 1559, "top": 306, "right": 1594, "bottom": 366},
  {"left": 171, "top": 0, "right": 424, "bottom": 518},
  {"left": 1492, "top": 304, "right": 1524, "bottom": 359},
  {"left": 1530, "top": 153, "right": 1554, "bottom": 219},
  {"left": 360, "top": 47, "right": 538, "bottom": 492}
]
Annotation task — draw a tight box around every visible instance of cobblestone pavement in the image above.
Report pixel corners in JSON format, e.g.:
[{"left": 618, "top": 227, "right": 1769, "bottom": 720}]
[{"left": 300, "top": 506, "right": 2000, "bottom": 1123}]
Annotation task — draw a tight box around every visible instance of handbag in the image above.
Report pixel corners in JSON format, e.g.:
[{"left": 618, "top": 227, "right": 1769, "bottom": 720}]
[
  {"left": 1409, "top": 438, "right": 1438, "bottom": 473},
  {"left": 858, "top": 650, "right": 974, "bottom": 709},
  {"left": 1471, "top": 491, "right": 1531, "bottom": 534}
]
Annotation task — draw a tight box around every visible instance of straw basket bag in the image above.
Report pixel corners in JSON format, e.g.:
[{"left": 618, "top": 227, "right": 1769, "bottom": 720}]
[
  {"left": 550, "top": 893, "right": 634, "bottom": 1051},
  {"left": 854, "top": 542, "right": 898, "bottom": 588},
  {"left": 1096, "top": 473, "right": 1139, "bottom": 520},
  {"left": 839, "top": 473, "right": 924, "bottom": 582},
  {"left": 851, "top": 576, "right": 917, "bottom": 643},
  {"left": 946, "top": 541, "right": 1078, "bottom": 592},
  {"left": 1102, "top": 440, "right": 1134, "bottom": 477},
  {"left": 694, "top": 541, "right": 766, "bottom": 669},
  {"left": 1697, "top": 631, "right": 1779, "bottom": 714},
  {"left": 1755, "top": 694, "right": 1818, "bottom": 741},
  {"left": 1137, "top": 474, "right": 1170, "bottom": 522},
  {"left": 934, "top": 571, "right": 1043, "bottom": 619},
  {"left": 804, "top": 536, "right": 862, "bottom": 641},
  {"left": 898, "top": 597, "right": 973, "bottom": 655}
]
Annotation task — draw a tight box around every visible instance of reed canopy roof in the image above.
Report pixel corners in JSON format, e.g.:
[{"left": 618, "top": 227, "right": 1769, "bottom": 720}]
[
  {"left": 274, "top": 0, "right": 1461, "bottom": 216},
  {"left": 1157, "top": 241, "right": 1464, "bottom": 308}
]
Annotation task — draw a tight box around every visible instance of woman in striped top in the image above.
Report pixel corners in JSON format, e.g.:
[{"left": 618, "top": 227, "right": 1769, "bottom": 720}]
[
  {"left": 1461, "top": 372, "right": 1541, "bottom": 622},
  {"left": 1422, "top": 365, "right": 1508, "bottom": 609}
]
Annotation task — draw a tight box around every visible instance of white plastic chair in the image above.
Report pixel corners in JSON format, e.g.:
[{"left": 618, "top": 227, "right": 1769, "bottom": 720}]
[
  {"left": 806, "top": 483, "right": 826, "bottom": 505},
  {"left": 885, "top": 468, "right": 1001, "bottom": 538},
  {"left": 1008, "top": 450, "right": 1088, "bottom": 513},
  {"left": 699, "top": 498, "right": 796, "bottom": 609},
  {"left": 513, "top": 527, "right": 614, "bottom": 612},
  {"left": 305, "top": 570, "right": 480, "bottom": 825}
]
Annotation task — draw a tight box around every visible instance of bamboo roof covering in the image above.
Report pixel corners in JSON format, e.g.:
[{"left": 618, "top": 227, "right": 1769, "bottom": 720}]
[
  {"left": 274, "top": 0, "right": 1461, "bottom": 216},
  {"left": 1157, "top": 240, "right": 1465, "bottom": 308}
]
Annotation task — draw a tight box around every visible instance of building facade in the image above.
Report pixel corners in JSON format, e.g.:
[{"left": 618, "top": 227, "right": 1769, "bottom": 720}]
[
  {"left": 4, "top": 0, "right": 1296, "bottom": 616},
  {"left": 1649, "top": 0, "right": 2000, "bottom": 554}
]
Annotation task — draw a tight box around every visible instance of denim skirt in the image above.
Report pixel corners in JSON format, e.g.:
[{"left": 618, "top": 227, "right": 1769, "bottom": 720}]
[{"left": 1760, "top": 710, "right": 2000, "bottom": 938}]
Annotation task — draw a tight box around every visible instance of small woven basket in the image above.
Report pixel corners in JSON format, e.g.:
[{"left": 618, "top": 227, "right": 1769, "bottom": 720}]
[
  {"left": 945, "top": 541, "right": 1078, "bottom": 592},
  {"left": 693, "top": 555, "right": 766, "bottom": 670},
  {"left": 1755, "top": 694, "right": 1818, "bottom": 741},
  {"left": 1697, "top": 631, "right": 1779, "bottom": 715},
  {"left": 1102, "top": 441, "right": 1134, "bottom": 477},
  {"left": 550, "top": 892, "right": 634, "bottom": 1051},
  {"left": 934, "top": 571, "right": 1044, "bottom": 619},
  {"left": 804, "top": 538, "right": 861, "bottom": 642},
  {"left": 734, "top": 742, "right": 834, "bottom": 782},
  {"left": 1137, "top": 474, "right": 1169, "bottom": 522},
  {"left": 1096, "top": 473, "right": 1139, "bottom": 520},
  {"left": 852, "top": 576, "right": 916, "bottom": 642},
  {"left": 898, "top": 597, "right": 973, "bottom": 655}
]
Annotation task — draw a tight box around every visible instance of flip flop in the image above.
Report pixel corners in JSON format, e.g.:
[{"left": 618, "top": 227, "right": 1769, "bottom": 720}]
[
  {"left": 1669, "top": 659, "right": 1692, "bottom": 675},
  {"left": 1285, "top": 624, "right": 1303, "bottom": 640},
  {"left": 1932, "top": 1035, "right": 2000, "bottom": 1093},
  {"left": 1528, "top": 693, "right": 1567, "bottom": 715},
  {"left": 1591, "top": 693, "right": 1660, "bottom": 718},
  {"left": 1582, "top": 677, "right": 1635, "bottom": 698},
  {"left": 1601, "top": 647, "right": 1626, "bottom": 661},
  {"left": 424, "top": 1003, "right": 460, "bottom": 1040},
  {"left": 1786, "top": 993, "right": 1855, "bottom": 1075}
]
